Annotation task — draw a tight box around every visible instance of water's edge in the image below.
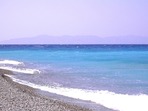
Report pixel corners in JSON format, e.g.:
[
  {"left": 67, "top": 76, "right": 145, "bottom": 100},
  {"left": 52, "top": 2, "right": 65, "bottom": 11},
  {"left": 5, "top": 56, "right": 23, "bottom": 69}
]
[{"left": 1, "top": 69, "right": 115, "bottom": 111}]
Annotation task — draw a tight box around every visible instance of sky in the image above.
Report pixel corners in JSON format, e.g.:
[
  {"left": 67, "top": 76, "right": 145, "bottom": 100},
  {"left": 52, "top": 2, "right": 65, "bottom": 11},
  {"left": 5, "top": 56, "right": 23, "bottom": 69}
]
[{"left": 0, "top": 0, "right": 148, "bottom": 43}]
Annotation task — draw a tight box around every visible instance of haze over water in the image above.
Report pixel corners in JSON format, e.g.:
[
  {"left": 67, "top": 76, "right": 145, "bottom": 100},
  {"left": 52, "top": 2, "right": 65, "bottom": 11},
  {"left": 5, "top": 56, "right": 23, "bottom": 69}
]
[{"left": 0, "top": 1, "right": 148, "bottom": 111}]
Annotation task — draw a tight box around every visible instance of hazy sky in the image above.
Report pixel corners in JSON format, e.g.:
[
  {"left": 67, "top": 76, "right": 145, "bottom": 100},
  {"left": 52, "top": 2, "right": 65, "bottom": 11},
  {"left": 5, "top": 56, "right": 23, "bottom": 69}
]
[{"left": 0, "top": 0, "right": 148, "bottom": 42}]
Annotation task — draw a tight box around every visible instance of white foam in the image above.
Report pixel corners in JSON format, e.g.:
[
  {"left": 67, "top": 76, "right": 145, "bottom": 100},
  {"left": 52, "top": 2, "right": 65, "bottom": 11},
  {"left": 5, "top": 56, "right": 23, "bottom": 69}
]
[
  {"left": 0, "top": 60, "right": 23, "bottom": 65},
  {"left": 6, "top": 76, "right": 148, "bottom": 111},
  {"left": 0, "top": 66, "right": 40, "bottom": 74}
]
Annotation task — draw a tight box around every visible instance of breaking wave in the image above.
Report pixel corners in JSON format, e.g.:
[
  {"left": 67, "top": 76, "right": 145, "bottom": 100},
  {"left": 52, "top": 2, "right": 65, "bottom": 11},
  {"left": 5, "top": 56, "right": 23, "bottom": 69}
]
[
  {"left": 6, "top": 75, "right": 148, "bottom": 111},
  {"left": 0, "top": 60, "right": 23, "bottom": 65},
  {"left": 0, "top": 66, "right": 40, "bottom": 74},
  {"left": 0, "top": 59, "right": 40, "bottom": 74}
]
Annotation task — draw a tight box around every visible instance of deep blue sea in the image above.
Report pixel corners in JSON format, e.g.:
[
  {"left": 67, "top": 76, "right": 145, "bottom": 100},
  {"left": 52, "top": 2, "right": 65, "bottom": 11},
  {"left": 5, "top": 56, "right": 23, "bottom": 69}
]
[{"left": 0, "top": 45, "right": 148, "bottom": 111}]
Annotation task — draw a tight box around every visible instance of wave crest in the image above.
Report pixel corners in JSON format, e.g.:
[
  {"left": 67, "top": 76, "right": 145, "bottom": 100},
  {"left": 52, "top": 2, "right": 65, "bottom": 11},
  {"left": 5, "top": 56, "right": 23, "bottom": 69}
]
[
  {"left": 6, "top": 75, "right": 148, "bottom": 111},
  {"left": 0, "top": 66, "right": 40, "bottom": 74},
  {"left": 0, "top": 60, "right": 23, "bottom": 65}
]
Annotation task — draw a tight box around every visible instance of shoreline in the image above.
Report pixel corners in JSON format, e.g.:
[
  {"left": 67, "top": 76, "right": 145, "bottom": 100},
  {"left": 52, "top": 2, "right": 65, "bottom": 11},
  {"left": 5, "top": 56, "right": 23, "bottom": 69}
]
[{"left": 0, "top": 69, "right": 115, "bottom": 111}]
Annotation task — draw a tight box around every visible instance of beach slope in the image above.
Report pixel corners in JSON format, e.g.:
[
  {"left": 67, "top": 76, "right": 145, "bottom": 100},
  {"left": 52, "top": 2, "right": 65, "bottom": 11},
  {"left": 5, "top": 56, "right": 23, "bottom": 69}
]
[{"left": 0, "top": 69, "right": 92, "bottom": 111}]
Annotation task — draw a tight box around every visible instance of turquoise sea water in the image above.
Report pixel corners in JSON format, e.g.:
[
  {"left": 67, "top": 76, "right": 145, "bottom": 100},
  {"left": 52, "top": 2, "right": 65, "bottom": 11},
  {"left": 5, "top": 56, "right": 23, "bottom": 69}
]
[{"left": 0, "top": 45, "right": 148, "bottom": 111}]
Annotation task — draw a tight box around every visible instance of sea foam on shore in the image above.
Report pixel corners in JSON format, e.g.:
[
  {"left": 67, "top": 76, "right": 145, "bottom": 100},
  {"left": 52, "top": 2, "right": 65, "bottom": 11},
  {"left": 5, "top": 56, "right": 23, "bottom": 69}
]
[
  {"left": 0, "top": 69, "right": 93, "bottom": 111},
  {"left": 0, "top": 60, "right": 40, "bottom": 74},
  {"left": 1, "top": 45, "right": 148, "bottom": 111},
  {"left": 1, "top": 59, "right": 148, "bottom": 111},
  {"left": 6, "top": 74, "right": 148, "bottom": 111}
]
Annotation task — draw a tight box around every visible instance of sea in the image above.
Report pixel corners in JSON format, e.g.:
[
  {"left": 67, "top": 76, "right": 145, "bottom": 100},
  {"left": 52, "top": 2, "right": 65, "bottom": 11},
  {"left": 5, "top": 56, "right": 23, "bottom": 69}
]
[{"left": 0, "top": 45, "right": 148, "bottom": 111}]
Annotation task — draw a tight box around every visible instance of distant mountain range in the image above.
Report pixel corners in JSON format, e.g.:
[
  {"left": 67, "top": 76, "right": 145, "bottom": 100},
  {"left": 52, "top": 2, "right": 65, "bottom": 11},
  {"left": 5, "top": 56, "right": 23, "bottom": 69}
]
[{"left": 0, "top": 35, "right": 148, "bottom": 44}]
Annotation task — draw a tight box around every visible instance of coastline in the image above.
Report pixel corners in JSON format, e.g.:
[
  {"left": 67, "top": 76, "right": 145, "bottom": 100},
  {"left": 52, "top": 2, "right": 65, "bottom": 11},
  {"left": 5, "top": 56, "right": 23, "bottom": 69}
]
[{"left": 0, "top": 69, "right": 115, "bottom": 111}]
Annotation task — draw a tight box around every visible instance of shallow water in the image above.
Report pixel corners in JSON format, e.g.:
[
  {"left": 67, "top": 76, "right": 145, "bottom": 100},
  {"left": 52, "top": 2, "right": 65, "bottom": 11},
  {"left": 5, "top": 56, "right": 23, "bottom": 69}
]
[{"left": 0, "top": 45, "right": 148, "bottom": 111}]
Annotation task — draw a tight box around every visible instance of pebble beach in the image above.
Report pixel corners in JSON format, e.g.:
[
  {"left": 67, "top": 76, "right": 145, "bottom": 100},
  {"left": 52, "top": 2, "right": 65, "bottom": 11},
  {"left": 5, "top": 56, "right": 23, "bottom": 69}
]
[
  {"left": 0, "top": 69, "right": 115, "bottom": 111},
  {"left": 0, "top": 69, "right": 92, "bottom": 111}
]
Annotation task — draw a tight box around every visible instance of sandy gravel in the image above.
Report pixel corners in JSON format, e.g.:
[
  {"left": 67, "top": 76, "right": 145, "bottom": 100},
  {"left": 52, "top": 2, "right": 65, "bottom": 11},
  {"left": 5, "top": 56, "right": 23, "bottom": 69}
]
[
  {"left": 0, "top": 69, "right": 116, "bottom": 111},
  {"left": 0, "top": 69, "right": 92, "bottom": 111}
]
